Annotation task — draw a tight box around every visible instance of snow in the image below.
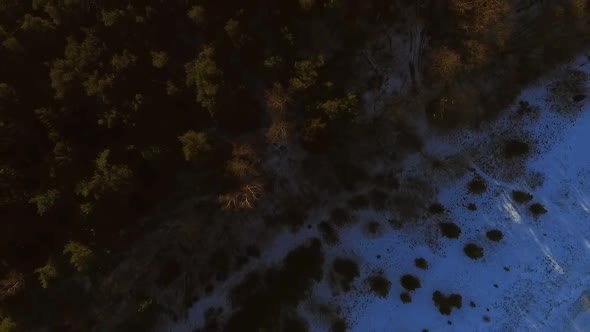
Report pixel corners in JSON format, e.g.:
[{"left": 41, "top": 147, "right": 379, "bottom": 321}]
[{"left": 167, "top": 55, "right": 590, "bottom": 332}]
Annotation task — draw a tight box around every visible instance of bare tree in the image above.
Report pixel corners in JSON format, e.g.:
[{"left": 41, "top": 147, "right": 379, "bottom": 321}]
[
  {"left": 218, "top": 183, "right": 263, "bottom": 210},
  {"left": 428, "top": 47, "right": 462, "bottom": 83},
  {"left": 266, "top": 119, "right": 293, "bottom": 145},
  {"left": 265, "top": 82, "right": 292, "bottom": 115},
  {"left": 226, "top": 144, "right": 259, "bottom": 178},
  {"left": 448, "top": 0, "right": 511, "bottom": 35}
]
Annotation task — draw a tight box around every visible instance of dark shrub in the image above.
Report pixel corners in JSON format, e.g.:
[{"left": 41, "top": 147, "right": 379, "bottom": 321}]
[
  {"left": 464, "top": 243, "right": 484, "bottom": 260},
  {"left": 389, "top": 218, "right": 403, "bottom": 230},
  {"left": 428, "top": 203, "right": 445, "bottom": 214},
  {"left": 415, "top": 258, "right": 428, "bottom": 270},
  {"left": 573, "top": 94, "right": 586, "bottom": 102},
  {"left": 486, "top": 230, "right": 503, "bottom": 241},
  {"left": 529, "top": 203, "right": 547, "bottom": 216},
  {"left": 468, "top": 177, "right": 487, "bottom": 194},
  {"left": 512, "top": 190, "right": 533, "bottom": 204},
  {"left": 332, "top": 258, "right": 359, "bottom": 292},
  {"left": 432, "top": 291, "right": 462, "bottom": 315},
  {"left": 517, "top": 100, "right": 539, "bottom": 116},
  {"left": 467, "top": 203, "right": 477, "bottom": 211},
  {"left": 367, "top": 273, "right": 391, "bottom": 298},
  {"left": 366, "top": 221, "right": 381, "bottom": 235},
  {"left": 401, "top": 274, "right": 421, "bottom": 291},
  {"left": 439, "top": 222, "right": 462, "bottom": 239},
  {"left": 400, "top": 292, "right": 412, "bottom": 303},
  {"left": 330, "top": 318, "right": 347, "bottom": 332},
  {"left": 318, "top": 221, "right": 339, "bottom": 245},
  {"left": 504, "top": 139, "right": 530, "bottom": 158}
]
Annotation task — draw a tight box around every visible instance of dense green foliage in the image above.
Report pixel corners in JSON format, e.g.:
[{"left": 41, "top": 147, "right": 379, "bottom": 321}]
[
  {"left": 0, "top": 1, "right": 390, "bottom": 329},
  {"left": 34, "top": 259, "right": 58, "bottom": 288},
  {"left": 0, "top": 317, "right": 16, "bottom": 332}
]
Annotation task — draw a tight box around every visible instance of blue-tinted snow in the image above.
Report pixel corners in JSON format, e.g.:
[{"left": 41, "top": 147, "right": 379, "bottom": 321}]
[{"left": 170, "top": 55, "right": 590, "bottom": 332}]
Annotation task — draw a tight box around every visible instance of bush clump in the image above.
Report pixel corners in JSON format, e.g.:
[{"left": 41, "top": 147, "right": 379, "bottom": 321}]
[
  {"left": 504, "top": 139, "right": 530, "bottom": 158},
  {"left": 464, "top": 243, "right": 484, "bottom": 260},
  {"left": 318, "top": 221, "right": 339, "bottom": 245},
  {"left": 400, "top": 274, "right": 421, "bottom": 291},
  {"left": 529, "top": 203, "right": 547, "bottom": 216},
  {"left": 330, "top": 318, "right": 347, "bottom": 332},
  {"left": 468, "top": 177, "right": 487, "bottom": 194},
  {"left": 516, "top": 100, "right": 539, "bottom": 116},
  {"left": 432, "top": 291, "right": 462, "bottom": 315},
  {"left": 512, "top": 190, "right": 533, "bottom": 204},
  {"left": 400, "top": 292, "right": 412, "bottom": 303},
  {"left": 467, "top": 203, "right": 477, "bottom": 211},
  {"left": 439, "top": 222, "right": 462, "bottom": 239},
  {"left": 428, "top": 203, "right": 445, "bottom": 214},
  {"left": 486, "top": 229, "right": 503, "bottom": 241},
  {"left": 415, "top": 257, "right": 428, "bottom": 270},
  {"left": 332, "top": 258, "right": 359, "bottom": 292},
  {"left": 573, "top": 94, "right": 586, "bottom": 102},
  {"left": 367, "top": 273, "right": 391, "bottom": 298},
  {"left": 366, "top": 221, "right": 381, "bottom": 235}
]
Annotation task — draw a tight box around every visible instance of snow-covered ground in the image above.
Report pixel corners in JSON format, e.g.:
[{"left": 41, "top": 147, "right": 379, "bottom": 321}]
[{"left": 168, "top": 56, "right": 590, "bottom": 332}]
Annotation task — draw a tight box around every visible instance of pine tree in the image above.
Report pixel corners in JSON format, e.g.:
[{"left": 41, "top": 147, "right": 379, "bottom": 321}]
[
  {"left": 185, "top": 46, "right": 223, "bottom": 115},
  {"left": 111, "top": 49, "right": 137, "bottom": 72},
  {"left": 178, "top": 130, "right": 211, "bottom": 162},
  {"left": 20, "top": 14, "right": 55, "bottom": 32},
  {"left": 318, "top": 93, "right": 358, "bottom": 120},
  {"left": 63, "top": 241, "right": 94, "bottom": 272},
  {"left": 28, "top": 189, "right": 60, "bottom": 216},
  {"left": 0, "top": 317, "right": 16, "bottom": 332},
  {"left": 34, "top": 259, "right": 58, "bottom": 288},
  {"left": 187, "top": 5, "right": 205, "bottom": 25},
  {"left": 289, "top": 55, "right": 325, "bottom": 91},
  {"left": 150, "top": 51, "right": 168, "bottom": 68},
  {"left": 75, "top": 150, "right": 133, "bottom": 200}
]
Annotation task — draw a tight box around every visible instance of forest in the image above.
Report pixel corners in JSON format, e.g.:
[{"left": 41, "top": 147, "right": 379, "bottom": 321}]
[{"left": 0, "top": 0, "right": 589, "bottom": 331}]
